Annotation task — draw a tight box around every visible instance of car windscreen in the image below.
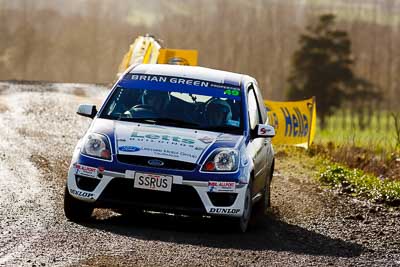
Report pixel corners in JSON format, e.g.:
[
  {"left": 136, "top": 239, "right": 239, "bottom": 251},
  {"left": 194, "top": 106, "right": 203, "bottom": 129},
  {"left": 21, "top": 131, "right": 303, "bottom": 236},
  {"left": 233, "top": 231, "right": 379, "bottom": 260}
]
[{"left": 99, "top": 75, "right": 243, "bottom": 134}]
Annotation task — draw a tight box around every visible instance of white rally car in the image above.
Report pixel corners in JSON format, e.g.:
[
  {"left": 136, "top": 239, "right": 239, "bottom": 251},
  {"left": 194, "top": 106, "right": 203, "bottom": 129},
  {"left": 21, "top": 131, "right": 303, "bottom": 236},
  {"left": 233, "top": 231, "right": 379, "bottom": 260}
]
[{"left": 64, "top": 64, "right": 275, "bottom": 232}]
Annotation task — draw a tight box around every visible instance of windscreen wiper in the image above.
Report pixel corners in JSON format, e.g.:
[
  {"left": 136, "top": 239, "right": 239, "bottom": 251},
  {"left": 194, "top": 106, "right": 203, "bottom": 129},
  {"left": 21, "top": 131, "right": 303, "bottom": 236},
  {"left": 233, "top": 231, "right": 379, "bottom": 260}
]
[
  {"left": 117, "top": 117, "right": 150, "bottom": 123},
  {"left": 150, "top": 117, "right": 201, "bottom": 127},
  {"left": 117, "top": 116, "right": 200, "bottom": 128},
  {"left": 203, "top": 125, "right": 240, "bottom": 133}
]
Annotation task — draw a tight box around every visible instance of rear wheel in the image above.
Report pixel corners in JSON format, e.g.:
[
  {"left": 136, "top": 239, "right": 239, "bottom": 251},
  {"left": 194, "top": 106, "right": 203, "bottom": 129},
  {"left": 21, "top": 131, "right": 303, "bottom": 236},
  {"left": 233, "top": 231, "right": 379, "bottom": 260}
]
[{"left": 64, "top": 186, "right": 94, "bottom": 222}]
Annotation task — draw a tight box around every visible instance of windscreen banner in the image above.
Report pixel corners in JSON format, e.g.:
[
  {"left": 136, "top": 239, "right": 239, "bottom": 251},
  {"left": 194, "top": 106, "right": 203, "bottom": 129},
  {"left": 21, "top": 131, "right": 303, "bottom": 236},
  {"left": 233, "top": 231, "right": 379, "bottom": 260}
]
[
  {"left": 264, "top": 97, "right": 316, "bottom": 148},
  {"left": 157, "top": 49, "right": 198, "bottom": 66}
]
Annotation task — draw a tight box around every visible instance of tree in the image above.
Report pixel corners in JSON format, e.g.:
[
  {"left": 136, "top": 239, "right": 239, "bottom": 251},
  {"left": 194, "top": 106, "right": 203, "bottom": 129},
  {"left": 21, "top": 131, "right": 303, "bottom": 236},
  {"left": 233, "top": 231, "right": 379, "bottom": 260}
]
[{"left": 287, "top": 14, "right": 355, "bottom": 129}]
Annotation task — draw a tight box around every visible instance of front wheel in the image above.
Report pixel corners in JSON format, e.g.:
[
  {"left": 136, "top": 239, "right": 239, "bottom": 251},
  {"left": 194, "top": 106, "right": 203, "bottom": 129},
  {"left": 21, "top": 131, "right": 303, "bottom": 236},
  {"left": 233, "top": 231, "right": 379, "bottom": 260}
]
[
  {"left": 253, "top": 163, "right": 274, "bottom": 216},
  {"left": 64, "top": 186, "right": 94, "bottom": 222},
  {"left": 232, "top": 182, "right": 252, "bottom": 233}
]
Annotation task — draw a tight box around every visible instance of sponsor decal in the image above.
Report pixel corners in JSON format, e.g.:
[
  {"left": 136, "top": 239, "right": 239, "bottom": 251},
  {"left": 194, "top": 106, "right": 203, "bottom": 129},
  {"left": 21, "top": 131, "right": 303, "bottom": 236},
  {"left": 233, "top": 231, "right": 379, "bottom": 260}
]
[
  {"left": 116, "top": 125, "right": 217, "bottom": 163},
  {"left": 122, "top": 74, "right": 241, "bottom": 100},
  {"left": 75, "top": 164, "right": 97, "bottom": 178},
  {"left": 257, "top": 125, "right": 274, "bottom": 136},
  {"left": 279, "top": 106, "right": 309, "bottom": 137},
  {"left": 119, "top": 146, "right": 141, "bottom": 152},
  {"left": 131, "top": 74, "right": 210, "bottom": 87},
  {"left": 209, "top": 208, "right": 240, "bottom": 214},
  {"left": 264, "top": 98, "right": 316, "bottom": 147},
  {"left": 223, "top": 89, "right": 240, "bottom": 96},
  {"left": 130, "top": 132, "right": 195, "bottom": 145},
  {"left": 70, "top": 189, "right": 94, "bottom": 198},
  {"left": 208, "top": 181, "right": 236, "bottom": 192}
]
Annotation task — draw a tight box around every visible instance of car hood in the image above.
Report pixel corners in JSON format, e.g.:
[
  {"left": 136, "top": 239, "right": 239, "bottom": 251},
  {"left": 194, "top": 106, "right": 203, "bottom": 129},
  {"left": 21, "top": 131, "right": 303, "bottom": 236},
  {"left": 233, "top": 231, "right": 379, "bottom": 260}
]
[{"left": 113, "top": 121, "right": 242, "bottom": 164}]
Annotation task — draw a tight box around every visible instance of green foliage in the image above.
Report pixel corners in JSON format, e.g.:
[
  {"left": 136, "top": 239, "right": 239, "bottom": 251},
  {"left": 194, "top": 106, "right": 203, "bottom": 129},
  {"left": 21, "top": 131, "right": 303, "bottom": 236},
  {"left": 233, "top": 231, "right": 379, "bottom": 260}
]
[
  {"left": 287, "top": 14, "right": 379, "bottom": 129},
  {"left": 319, "top": 163, "right": 400, "bottom": 205},
  {"left": 287, "top": 14, "right": 353, "bottom": 128}
]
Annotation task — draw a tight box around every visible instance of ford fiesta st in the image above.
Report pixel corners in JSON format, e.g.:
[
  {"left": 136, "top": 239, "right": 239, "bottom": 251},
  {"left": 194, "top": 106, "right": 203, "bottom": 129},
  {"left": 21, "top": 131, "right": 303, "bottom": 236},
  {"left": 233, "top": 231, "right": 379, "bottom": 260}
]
[{"left": 64, "top": 64, "right": 275, "bottom": 232}]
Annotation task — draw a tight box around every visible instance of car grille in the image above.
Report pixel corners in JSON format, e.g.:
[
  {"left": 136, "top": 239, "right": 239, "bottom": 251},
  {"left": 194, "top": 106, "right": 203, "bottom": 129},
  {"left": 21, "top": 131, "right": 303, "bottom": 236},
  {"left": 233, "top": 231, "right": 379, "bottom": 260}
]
[
  {"left": 207, "top": 192, "right": 238, "bottom": 207},
  {"left": 117, "top": 155, "right": 197, "bottom": 171},
  {"left": 75, "top": 175, "right": 100, "bottom": 191},
  {"left": 97, "top": 178, "right": 206, "bottom": 214}
]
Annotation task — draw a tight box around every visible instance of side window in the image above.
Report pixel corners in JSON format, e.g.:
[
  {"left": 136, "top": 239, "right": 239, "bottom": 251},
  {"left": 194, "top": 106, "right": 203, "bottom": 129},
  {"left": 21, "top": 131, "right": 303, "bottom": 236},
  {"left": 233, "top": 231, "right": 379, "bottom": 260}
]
[
  {"left": 247, "top": 88, "right": 261, "bottom": 130},
  {"left": 252, "top": 83, "right": 267, "bottom": 124}
]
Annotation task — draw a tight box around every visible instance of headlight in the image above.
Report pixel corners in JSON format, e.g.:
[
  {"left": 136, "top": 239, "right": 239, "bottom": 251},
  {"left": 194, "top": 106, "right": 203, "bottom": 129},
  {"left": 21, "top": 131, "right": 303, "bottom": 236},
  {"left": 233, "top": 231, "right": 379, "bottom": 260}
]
[
  {"left": 202, "top": 149, "right": 239, "bottom": 172},
  {"left": 81, "top": 133, "right": 111, "bottom": 160}
]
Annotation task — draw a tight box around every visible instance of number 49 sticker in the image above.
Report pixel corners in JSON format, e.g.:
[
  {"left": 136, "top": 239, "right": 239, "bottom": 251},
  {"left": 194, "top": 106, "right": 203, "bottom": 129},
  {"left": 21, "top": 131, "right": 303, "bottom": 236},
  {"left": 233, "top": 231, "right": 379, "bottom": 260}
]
[{"left": 224, "top": 89, "right": 240, "bottom": 96}]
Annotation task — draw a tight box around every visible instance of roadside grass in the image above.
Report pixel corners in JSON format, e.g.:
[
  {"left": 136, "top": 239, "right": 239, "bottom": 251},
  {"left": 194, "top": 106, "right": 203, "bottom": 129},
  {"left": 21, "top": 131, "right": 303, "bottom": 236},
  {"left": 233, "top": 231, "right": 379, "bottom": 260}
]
[
  {"left": 315, "top": 110, "right": 399, "bottom": 151},
  {"left": 296, "top": 110, "right": 400, "bottom": 205},
  {"left": 311, "top": 111, "right": 400, "bottom": 181},
  {"left": 274, "top": 144, "right": 400, "bottom": 206},
  {"left": 319, "top": 163, "right": 400, "bottom": 206}
]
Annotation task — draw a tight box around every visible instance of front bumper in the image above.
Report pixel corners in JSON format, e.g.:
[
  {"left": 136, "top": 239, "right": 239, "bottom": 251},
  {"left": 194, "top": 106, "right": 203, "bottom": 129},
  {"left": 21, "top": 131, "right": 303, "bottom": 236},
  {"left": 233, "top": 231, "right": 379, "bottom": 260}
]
[{"left": 67, "top": 164, "right": 247, "bottom": 217}]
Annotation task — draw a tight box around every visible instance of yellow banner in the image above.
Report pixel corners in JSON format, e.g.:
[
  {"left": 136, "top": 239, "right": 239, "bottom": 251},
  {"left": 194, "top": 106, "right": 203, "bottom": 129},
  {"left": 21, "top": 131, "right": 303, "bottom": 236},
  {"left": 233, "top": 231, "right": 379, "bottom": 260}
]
[
  {"left": 157, "top": 49, "right": 198, "bottom": 66},
  {"left": 264, "top": 97, "right": 316, "bottom": 148}
]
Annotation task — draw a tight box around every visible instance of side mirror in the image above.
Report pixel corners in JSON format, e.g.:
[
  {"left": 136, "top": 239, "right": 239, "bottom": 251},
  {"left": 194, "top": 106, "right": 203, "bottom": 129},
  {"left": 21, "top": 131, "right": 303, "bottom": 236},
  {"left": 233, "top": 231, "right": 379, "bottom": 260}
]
[
  {"left": 77, "top": 104, "right": 97, "bottom": 119},
  {"left": 256, "top": 124, "right": 275, "bottom": 138}
]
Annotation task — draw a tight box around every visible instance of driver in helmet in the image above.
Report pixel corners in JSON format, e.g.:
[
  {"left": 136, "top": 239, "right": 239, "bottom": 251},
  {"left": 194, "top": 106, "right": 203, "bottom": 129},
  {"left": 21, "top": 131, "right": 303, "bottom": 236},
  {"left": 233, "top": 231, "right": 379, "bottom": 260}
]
[
  {"left": 141, "top": 90, "right": 171, "bottom": 115},
  {"left": 205, "top": 99, "right": 232, "bottom": 127}
]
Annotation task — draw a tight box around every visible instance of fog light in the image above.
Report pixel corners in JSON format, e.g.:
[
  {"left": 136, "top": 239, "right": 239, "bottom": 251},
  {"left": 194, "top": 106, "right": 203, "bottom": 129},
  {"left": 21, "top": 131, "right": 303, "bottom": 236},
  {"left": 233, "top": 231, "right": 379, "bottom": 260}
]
[{"left": 204, "top": 162, "right": 215, "bottom": 171}]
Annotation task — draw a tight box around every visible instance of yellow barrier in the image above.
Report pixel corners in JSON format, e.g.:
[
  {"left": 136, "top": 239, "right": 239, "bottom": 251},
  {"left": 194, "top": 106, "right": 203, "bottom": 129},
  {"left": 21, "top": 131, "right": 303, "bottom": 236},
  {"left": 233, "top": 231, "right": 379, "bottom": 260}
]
[
  {"left": 117, "top": 36, "right": 199, "bottom": 77},
  {"left": 264, "top": 97, "right": 316, "bottom": 148},
  {"left": 157, "top": 49, "right": 198, "bottom": 66},
  {"left": 117, "top": 35, "right": 161, "bottom": 76}
]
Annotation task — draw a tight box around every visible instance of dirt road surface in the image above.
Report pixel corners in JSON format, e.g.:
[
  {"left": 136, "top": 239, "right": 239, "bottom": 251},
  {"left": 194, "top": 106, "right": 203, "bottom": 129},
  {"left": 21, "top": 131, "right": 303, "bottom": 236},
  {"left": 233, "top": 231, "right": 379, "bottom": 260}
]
[{"left": 0, "top": 81, "right": 399, "bottom": 266}]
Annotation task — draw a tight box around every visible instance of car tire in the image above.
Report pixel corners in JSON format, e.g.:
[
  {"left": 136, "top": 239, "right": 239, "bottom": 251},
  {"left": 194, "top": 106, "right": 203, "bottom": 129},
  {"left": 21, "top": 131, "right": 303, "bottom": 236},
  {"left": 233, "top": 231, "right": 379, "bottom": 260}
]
[
  {"left": 253, "top": 164, "right": 273, "bottom": 217},
  {"left": 64, "top": 186, "right": 94, "bottom": 222},
  {"left": 232, "top": 180, "right": 252, "bottom": 233},
  {"left": 266, "top": 160, "right": 274, "bottom": 208}
]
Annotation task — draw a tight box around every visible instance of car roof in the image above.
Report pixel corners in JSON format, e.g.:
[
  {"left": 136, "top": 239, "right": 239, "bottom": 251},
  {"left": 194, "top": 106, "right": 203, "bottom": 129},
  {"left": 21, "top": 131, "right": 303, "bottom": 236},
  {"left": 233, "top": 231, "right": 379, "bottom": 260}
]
[{"left": 127, "top": 64, "right": 246, "bottom": 87}]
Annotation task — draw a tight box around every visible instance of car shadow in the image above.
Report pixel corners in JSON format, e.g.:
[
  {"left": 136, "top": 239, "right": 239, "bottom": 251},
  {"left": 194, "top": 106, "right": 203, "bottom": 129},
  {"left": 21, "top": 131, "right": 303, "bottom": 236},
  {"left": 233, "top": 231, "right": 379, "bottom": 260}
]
[{"left": 79, "top": 210, "right": 363, "bottom": 258}]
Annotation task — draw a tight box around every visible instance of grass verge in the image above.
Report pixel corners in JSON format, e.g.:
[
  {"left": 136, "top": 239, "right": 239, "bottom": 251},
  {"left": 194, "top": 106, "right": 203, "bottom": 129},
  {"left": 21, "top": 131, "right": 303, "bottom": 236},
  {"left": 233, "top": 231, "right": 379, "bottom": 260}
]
[{"left": 319, "top": 162, "right": 400, "bottom": 206}]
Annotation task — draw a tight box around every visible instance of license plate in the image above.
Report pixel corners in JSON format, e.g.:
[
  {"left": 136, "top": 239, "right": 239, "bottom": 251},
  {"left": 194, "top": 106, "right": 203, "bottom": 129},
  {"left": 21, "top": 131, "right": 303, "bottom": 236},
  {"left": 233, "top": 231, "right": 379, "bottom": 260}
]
[{"left": 134, "top": 172, "right": 173, "bottom": 192}]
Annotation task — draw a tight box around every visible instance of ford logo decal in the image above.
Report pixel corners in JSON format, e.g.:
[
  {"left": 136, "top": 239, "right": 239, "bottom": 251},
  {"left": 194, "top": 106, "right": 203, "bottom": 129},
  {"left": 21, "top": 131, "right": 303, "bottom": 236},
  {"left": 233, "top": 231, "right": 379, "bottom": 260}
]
[
  {"left": 119, "top": 146, "right": 141, "bottom": 152},
  {"left": 148, "top": 159, "right": 164, "bottom": 167}
]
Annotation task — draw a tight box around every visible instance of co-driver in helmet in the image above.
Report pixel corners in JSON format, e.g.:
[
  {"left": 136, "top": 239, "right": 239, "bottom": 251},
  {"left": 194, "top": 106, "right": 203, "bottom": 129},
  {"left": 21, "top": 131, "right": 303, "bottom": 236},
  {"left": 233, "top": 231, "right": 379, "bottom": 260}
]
[{"left": 204, "top": 98, "right": 232, "bottom": 127}]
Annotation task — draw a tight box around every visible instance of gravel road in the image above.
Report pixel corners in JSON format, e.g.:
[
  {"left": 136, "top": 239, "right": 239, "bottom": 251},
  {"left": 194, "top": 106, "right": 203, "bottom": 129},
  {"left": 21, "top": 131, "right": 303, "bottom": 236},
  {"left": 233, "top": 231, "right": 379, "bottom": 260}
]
[{"left": 0, "top": 81, "right": 399, "bottom": 266}]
